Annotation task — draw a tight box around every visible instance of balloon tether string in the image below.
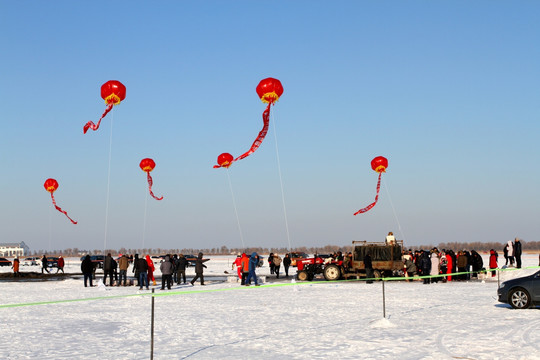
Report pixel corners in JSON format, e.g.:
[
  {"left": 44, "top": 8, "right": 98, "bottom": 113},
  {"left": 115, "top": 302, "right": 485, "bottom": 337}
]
[
  {"left": 383, "top": 177, "right": 406, "bottom": 243},
  {"left": 142, "top": 191, "right": 148, "bottom": 249},
  {"left": 272, "top": 108, "right": 292, "bottom": 251},
  {"left": 226, "top": 169, "right": 245, "bottom": 250},
  {"left": 103, "top": 110, "right": 114, "bottom": 255}
]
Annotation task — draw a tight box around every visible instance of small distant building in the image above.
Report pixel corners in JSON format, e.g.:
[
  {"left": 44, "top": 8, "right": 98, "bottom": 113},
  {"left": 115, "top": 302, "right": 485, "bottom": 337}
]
[{"left": 0, "top": 242, "right": 30, "bottom": 257}]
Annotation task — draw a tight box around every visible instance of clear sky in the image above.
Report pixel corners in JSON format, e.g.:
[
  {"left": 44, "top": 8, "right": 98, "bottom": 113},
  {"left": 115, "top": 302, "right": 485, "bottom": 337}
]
[{"left": 1, "top": 1, "right": 539, "bottom": 252}]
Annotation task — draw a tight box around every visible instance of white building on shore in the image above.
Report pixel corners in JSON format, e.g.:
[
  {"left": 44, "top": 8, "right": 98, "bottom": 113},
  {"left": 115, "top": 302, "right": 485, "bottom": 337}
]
[{"left": 0, "top": 242, "right": 30, "bottom": 257}]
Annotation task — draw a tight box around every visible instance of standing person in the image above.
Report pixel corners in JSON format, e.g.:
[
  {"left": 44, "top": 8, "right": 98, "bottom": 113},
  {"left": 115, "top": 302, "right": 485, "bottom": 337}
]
[
  {"left": 176, "top": 254, "right": 188, "bottom": 284},
  {"left": 103, "top": 253, "right": 114, "bottom": 286},
  {"left": 283, "top": 253, "right": 291, "bottom": 278},
  {"left": 456, "top": 251, "right": 468, "bottom": 281},
  {"left": 232, "top": 254, "right": 242, "bottom": 281},
  {"left": 268, "top": 253, "right": 275, "bottom": 275},
  {"left": 439, "top": 250, "right": 448, "bottom": 282},
  {"left": 503, "top": 244, "right": 509, "bottom": 265},
  {"left": 245, "top": 252, "right": 260, "bottom": 286},
  {"left": 138, "top": 256, "right": 149, "bottom": 290},
  {"left": 56, "top": 256, "right": 65, "bottom": 274},
  {"left": 118, "top": 254, "right": 129, "bottom": 286},
  {"left": 489, "top": 249, "right": 498, "bottom": 277},
  {"left": 241, "top": 253, "right": 249, "bottom": 285},
  {"left": 111, "top": 256, "right": 118, "bottom": 284},
  {"left": 160, "top": 255, "right": 174, "bottom": 290},
  {"left": 514, "top": 238, "right": 522, "bottom": 269},
  {"left": 506, "top": 240, "right": 515, "bottom": 266},
  {"left": 132, "top": 254, "right": 140, "bottom": 287},
  {"left": 470, "top": 250, "right": 483, "bottom": 278},
  {"left": 171, "top": 254, "right": 178, "bottom": 284},
  {"left": 81, "top": 255, "right": 94, "bottom": 287},
  {"left": 12, "top": 257, "right": 20, "bottom": 277},
  {"left": 146, "top": 255, "right": 156, "bottom": 286},
  {"left": 41, "top": 255, "right": 50, "bottom": 274},
  {"left": 273, "top": 253, "right": 282, "bottom": 279},
  {"left": 385, "top": 231, "right": 396, "bottom": 245},
  {"left": 190, "top": 252, "right": 207, "bottom": 286},
  {"left": 419, "top": 251, "right": 432, "bottom": 284},
  {"left": 364, "top": 252, "right": 373, "bottom": 284},
  {"left": 430, "top": 250, "right": 440, "bottom": 283}
]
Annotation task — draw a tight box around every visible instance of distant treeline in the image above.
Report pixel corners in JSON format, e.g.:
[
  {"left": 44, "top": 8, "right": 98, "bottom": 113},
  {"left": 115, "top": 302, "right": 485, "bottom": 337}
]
[{"left": 30, "top": 241, "right": 540, "bottom": 256}]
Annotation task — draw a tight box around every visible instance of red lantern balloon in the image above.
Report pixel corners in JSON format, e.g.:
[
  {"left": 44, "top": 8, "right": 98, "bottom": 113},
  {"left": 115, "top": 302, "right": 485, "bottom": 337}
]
[
  {"left": 371, "top": 156, "right": 388, "bottom": 173},
  {"left": 354, "top": 156, "right": 389, "bottom": 215},
  {"left": 214, "top": 78, "right": 284, "bottom": 168},
  {"left": 256, "top": 77, "right": 284, "bottom": 104},
  {"left": 84, "top": 80, "right": 127, "bottom": 134},
  {"left": 44, "top": 178, "right": 77, "bottom": 224},
  {"left": 140, "top": 158, "right": 163, "bottom": 201},
  {"left": 214, "top": 153, "right": 234, "bottom": 169}
]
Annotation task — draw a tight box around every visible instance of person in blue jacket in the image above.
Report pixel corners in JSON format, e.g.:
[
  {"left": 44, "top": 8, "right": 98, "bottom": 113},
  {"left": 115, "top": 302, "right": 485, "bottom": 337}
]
[{"left": 245, "top": 252, "right": 260, "bottom": 286}]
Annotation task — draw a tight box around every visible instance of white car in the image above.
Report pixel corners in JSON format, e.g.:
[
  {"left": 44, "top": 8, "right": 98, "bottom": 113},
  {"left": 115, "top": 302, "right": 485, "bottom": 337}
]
[{"left": 22, "top": 257, "right": 39, "bottom": 266}]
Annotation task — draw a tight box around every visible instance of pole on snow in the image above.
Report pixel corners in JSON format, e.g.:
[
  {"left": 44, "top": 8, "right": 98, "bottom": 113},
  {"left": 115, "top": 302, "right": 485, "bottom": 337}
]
[
  {"left": 151, "top": 288, "right": 155, "bottom": 360},
  {"left": 382, "top": 280, "right": 386, "bottom": 318}
]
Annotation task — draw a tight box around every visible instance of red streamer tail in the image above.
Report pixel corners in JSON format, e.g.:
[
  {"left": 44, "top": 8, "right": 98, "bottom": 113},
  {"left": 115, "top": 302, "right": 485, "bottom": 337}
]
[
  {"left": 354, "top": 172, "right": 382, "bottom": 215},
  {"left": 50, "top": 194, "right": 77, "bottom": 224},
  {"left": 234, "top": 102, "right": 271, "bottom": 162},
  {"left": 147, "top": 172, "right": 163, "bottom": 201},
  {"left": 83, "top": 103, "right": 114, "bottom": 134}
]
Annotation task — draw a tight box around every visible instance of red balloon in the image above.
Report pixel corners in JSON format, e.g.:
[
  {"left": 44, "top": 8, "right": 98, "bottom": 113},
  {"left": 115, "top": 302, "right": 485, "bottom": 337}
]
[
  {"left": 84, "top": 80, "right": 127, "bottom": 134},
  {"left": 44, "top": 178, "right": 59, "bottom": 193},
  {"left": 140, "top": 158, "right": 156, "bottom": 172},
  {"left": 371, "top": 156, "right": 388, "bottom": 173},
  {"left": 101, "top": 80, "right": 127, "bottom": 105},
  {"left": 140, "top": 158, "right": 163, "bottom": 201},
  {"left": 256, "top": 78, "right": 284, "bottom": 104},
  {"left": 43, "top": 178, "right": 77, "bottom": 224},
  {"left": 215, "top": 153, "right": 234, "bottom": 169}
]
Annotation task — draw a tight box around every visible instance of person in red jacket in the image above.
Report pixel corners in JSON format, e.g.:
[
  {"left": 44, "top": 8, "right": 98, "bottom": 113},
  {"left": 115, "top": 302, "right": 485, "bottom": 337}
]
[
  {"left": 240, "top": 253, "right": 249, "bottom": 285},
  {"left": 446, "top": 252, "right": 453, "bottom": 281},
  {"left": 232, "top": 254, "right": 242, "bottom": 281},
  {"left": 146, "top": 255, "right": 156, "bottom": 286},
  {"left": 56, "top": 256, "right": 65, "bottom": 273},
  {"left": 489, "top": 249, "right": 498, "bottom": 277}
]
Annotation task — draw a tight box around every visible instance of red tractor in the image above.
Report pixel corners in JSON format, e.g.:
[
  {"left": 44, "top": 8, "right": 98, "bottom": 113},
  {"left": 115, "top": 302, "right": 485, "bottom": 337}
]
[{"left": 296, "top": 240, "right": 405, "bottom": 281}]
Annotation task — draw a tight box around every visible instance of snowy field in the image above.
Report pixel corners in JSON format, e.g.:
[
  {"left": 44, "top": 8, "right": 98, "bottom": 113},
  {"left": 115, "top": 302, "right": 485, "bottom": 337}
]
[{"left": 1, "top": 254, "right": 539, "bottom": 360}]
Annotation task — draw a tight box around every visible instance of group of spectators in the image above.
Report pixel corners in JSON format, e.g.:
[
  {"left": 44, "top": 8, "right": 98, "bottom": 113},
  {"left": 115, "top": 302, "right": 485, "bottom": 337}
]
[
  {"left": 80, "top": 253, "right": 204, "bottom": 290},
  {"left": 401, "top": 238, "right": 524, "bottom": 284}
]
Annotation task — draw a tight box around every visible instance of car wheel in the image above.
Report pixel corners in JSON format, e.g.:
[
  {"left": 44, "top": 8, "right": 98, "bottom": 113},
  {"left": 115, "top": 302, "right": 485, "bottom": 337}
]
[
  {"left": 509, "top": 288, "right": 531, "bottom": 309},
  {"left": 324, "top": 264, "right": 341, "bottom": 281}
]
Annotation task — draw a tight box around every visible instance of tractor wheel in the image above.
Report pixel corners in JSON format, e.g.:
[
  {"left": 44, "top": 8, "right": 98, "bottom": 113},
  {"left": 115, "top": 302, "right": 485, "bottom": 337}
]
[
  {"left": 373, "top": 270, "right": 382, "bottom": 280},
  {"left": 297, "top": 270, "right": 309, "bottom": 281},
  {"left": 324, "top": 264, "right": 341, "bottom": 281}
]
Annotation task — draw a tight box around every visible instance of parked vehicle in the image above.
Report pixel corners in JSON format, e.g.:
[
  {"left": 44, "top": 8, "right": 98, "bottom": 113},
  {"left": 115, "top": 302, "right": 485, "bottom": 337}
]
[
  {"left": 0, "top": 257, "right": 12, "bottom": 267},
  {"left": 80, "top": 255, "right": 105, "bottom": 269},
  {"left": 47, "top": 257, "right": 59, "bottom": 268},
  {"left": 498, "top": 270, "right": 540, "bottom": 309},
  {"left": 22, "top": 257, "right": 39, "bottom": 266},
  {"left": 296, "top": 240, "right": 404, "bottom": 281}
]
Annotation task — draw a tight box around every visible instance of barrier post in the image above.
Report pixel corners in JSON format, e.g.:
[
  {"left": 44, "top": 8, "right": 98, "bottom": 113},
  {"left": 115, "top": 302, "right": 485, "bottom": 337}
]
[
  {"left": 151, "top": 288, "right": 155, "bottom": 360},
  {"left": 382, "top": 280, "right": 386, "bottom": 318},
  {"left": 497, "top": 269, "right": 500, "bottom": 289}
]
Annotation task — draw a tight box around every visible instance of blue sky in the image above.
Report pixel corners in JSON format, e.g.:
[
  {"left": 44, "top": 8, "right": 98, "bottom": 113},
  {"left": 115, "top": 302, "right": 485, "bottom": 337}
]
[{"left": 1, "top": 1, "right": 539, "bottom": 252}]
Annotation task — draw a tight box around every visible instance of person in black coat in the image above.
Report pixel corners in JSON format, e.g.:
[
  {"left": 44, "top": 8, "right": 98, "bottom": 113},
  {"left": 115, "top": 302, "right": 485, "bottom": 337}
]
[
  {"left": 132, "top": 254, "right": 140, "bottom": 286},
  {"left": 514, "top": 238, "right": 522, "bottom": 269},
  {"left": 138, "top": 256, "right": 149, "bottom": 290},
  {"left": 176, "top": 254, "right": 189, "bottom": 284},
  {"left": 419, "top": 251, "right": 432, "bottom": 284},
  {"left": 190, "top": 252, "right": 207, "bottom": 286},
  {"left": 470, "top": 250, "right": 484, "bottom": 278},
  {"left": 364, "top": 253, "right": 374, "bottom": 284},
  {"left": 283, "top": 254, "right": 292, "bottom": 277},
  {"left": 103, "top": 253, "right": 114, "bottom": 286},
  {"left": 81, "top": 255, "right": 94, "bottom": 287}
]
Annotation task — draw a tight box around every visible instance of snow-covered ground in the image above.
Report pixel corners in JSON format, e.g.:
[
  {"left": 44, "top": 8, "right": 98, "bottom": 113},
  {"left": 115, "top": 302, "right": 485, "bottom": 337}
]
[{"left": 1, "top": 254, "right": 539, "bottom": 360}]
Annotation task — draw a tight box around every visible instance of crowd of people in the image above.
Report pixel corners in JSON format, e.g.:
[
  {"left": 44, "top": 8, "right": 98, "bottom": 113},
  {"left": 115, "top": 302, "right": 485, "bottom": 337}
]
[
  {"left": 80, "top": 252, "right": 210, "bottom": 290},
  {"left": 400, "top": 237, "right": 525, "bottom": 284}
]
